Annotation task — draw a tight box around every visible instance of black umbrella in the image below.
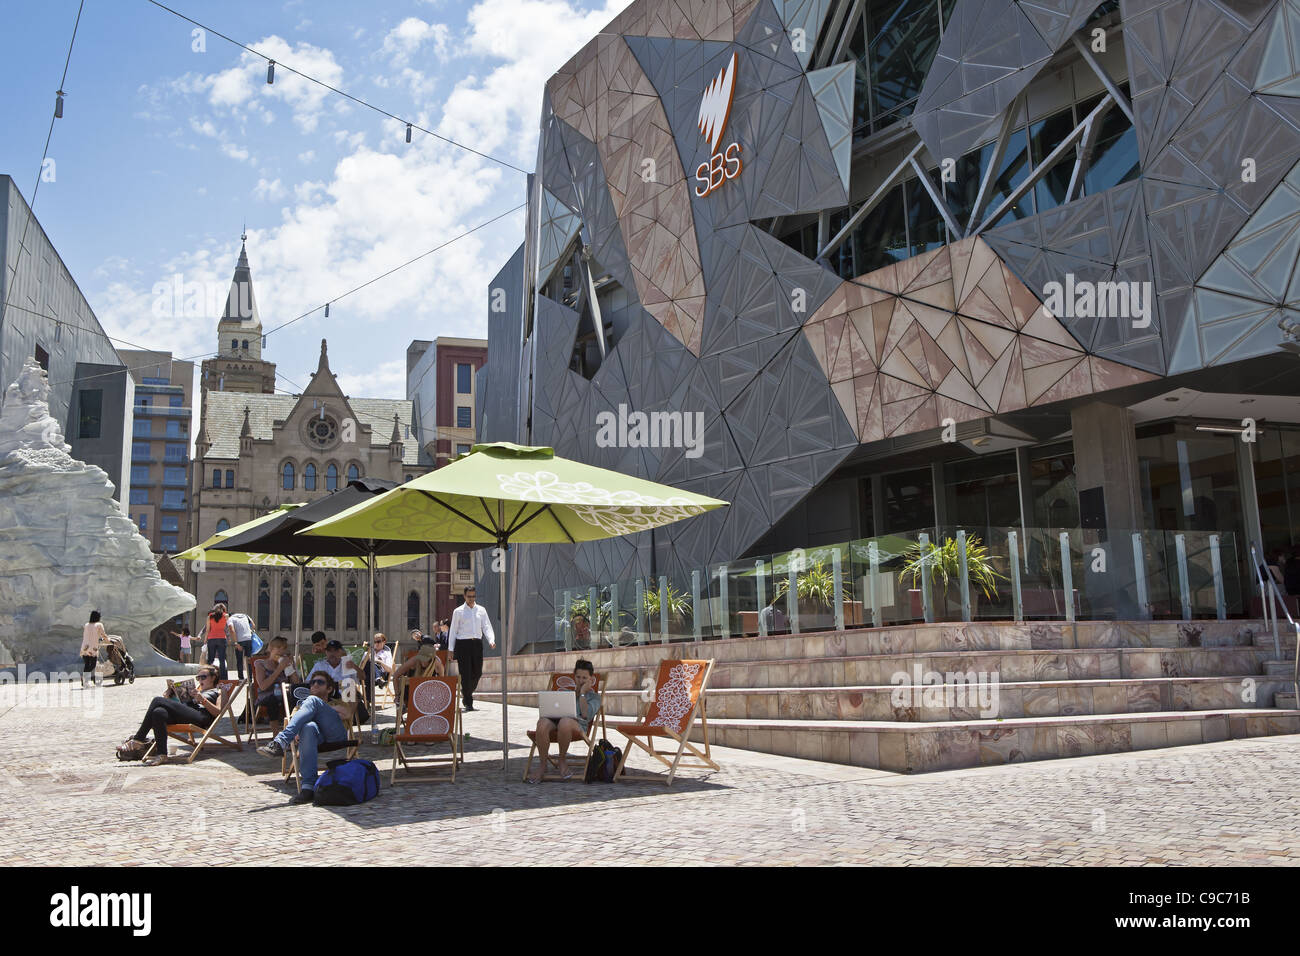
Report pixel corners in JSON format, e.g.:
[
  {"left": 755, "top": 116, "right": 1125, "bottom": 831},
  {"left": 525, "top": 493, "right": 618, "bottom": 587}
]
[{"left": 218, "top": 477, "right": 481, "bottom": 729}]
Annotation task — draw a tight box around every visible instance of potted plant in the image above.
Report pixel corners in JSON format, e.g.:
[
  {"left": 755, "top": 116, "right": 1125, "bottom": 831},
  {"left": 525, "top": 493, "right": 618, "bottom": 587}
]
[
  {"left": 774, "top": 558, "right": 855, "bottom": 630},
  {"left": 642, "top": 581, "right": 691, "bottom": 638},
  {"left": 899, "top": 534, "right": 1006, "bottom": 621}
]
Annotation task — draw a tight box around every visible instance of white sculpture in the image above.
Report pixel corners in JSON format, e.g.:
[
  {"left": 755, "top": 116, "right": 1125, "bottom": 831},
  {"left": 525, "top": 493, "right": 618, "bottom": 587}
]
[{"left": 0, "top": 360, "right": 194, "bottom": 674}]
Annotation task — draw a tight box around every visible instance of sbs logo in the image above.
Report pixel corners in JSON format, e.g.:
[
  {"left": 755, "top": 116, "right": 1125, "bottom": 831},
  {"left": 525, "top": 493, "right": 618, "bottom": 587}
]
[{"left": 695, "top": 51, "right": 743, "bottom": 198}]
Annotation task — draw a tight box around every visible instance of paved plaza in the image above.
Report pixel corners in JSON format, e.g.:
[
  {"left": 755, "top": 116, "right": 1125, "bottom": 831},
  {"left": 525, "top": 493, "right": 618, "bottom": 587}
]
[{"left": 1, "top": 676, "right": 1298, "bottom": 866}]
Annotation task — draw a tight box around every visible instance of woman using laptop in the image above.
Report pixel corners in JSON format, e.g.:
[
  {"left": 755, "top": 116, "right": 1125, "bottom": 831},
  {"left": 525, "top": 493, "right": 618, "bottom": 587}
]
[{"left": 528, "top": 659, "right": 599, "bottom": 783}]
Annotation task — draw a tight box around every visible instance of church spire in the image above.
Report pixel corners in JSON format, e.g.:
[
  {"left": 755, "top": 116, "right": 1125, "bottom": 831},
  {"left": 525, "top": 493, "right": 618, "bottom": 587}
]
[{"left": 221, "top": 234, "right": 261, "bottom": 327}]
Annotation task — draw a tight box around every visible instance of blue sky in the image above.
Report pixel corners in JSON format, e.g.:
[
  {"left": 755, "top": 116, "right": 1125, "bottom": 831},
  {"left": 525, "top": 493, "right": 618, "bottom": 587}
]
[{"left": 1, "top": 0, "right": 633, "bottom": 400}]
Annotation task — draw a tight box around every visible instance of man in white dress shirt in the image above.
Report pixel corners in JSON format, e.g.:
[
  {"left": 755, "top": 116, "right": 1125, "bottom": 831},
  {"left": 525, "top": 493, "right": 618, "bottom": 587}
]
[{"left": 449, "top": 585, "right": 495, "bottom": 711}]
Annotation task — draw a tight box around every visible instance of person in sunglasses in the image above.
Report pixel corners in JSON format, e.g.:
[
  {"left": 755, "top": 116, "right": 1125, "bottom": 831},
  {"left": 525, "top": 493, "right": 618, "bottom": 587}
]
[{"left": 257, "top": 671, "right": 349, "bottom": 804}]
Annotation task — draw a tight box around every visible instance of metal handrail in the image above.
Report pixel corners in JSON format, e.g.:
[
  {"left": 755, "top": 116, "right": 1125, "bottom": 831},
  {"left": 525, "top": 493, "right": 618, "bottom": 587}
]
[{"left": 1252, "top": 546, "right": 1300, "bottom": 707}]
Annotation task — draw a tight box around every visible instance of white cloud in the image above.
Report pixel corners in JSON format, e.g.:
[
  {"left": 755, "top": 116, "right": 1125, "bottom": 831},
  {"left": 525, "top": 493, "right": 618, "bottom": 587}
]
[
  {"left": 173, "top": 35, "right": 345, "bottom": 133},
  {"left": 255, "top": 178, "right": 286, "bottom": 200},
  {"left": 336, "top": 359, "right": 407, "bottom": 400},
  {"left": 381, "top": 18, "right": 451, "bottom": 68},
  {"left": 298, "top": 150, "right": 316, "bottom": 163}
]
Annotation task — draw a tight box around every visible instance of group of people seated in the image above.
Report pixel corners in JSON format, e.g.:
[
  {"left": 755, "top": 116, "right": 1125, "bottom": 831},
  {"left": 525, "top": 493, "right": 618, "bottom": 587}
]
[{"left": 117, "top": 624, "right": 600, "bottom": 797}]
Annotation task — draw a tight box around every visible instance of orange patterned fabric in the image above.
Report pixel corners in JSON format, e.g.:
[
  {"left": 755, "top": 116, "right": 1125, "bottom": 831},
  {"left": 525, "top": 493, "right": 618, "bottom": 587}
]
[
  {"left": 643, "top": 660, "right": 708, "bottom": 735},
  {"left": 549, "top": 672, "right": 602, "bottom": 692},
  {"left": 398, "top": 676, "right": 458, "bottom": 740}
]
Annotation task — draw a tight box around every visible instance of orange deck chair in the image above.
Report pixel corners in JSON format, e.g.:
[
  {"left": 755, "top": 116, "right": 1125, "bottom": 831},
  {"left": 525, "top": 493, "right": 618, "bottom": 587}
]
[
  {"left": 145, "top": 678, "right": 246, "bottom": 763},
  {"left": 392, "top": 675, "right": 461, "bottom": 784},
  {"left": 521, "top": 672, "right": 606, "bottom": 782},
  {"left": 279, "top": 683, "right": 362, "bottom": 792},
  {"left": 612, "top": 659, "right": 718, "bottom": 785}
]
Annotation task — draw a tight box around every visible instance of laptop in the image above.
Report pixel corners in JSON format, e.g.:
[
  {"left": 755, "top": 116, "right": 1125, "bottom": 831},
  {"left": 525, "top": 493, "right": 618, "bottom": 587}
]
[{"left": 537, "top": 691, "right": 578, "bottom": 721}]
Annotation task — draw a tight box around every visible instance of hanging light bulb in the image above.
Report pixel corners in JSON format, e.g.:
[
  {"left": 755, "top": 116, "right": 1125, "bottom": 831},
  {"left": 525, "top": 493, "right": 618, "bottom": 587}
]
[
  {"left": 324, "top": 302, "right": 330, "bottom": 318},
  {"left": 405, "top": 123, "right": 412, "bottom": 143},
  {"left": 267, "top": 61, "right": 276, "bottom": 85},
  {"left": 54, "top": 89, "right": 65, "bottom": 119},
  {"left": 262, "top": 334, "right": 267, "bottom": 349}
]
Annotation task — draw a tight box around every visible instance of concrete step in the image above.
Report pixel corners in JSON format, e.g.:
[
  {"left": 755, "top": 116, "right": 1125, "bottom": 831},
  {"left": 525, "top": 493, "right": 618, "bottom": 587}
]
[
  {"left": 694, "top": 709, "right": 1300, "bottom": 773},
  {"left": 1277, "top": 692, "right": 1298, "bottom": 709},
  {"left": 479, "top": 645, "right": 1285, "bottom": 693},
  {"left": 485, "top": 620, "right": 1280, "bottom": 676},
  {"left": 1264, "top": 659, "right": 1298, "bottom": 678},
  {"left": 480, "top": 675, "right": 1292, "bottom": 722}
]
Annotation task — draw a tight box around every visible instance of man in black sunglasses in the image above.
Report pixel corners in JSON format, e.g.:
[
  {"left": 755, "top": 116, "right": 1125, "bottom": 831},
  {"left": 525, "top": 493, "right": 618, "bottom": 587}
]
[{"left": 257, "top": 672, "right": 349, "bottom": 804}]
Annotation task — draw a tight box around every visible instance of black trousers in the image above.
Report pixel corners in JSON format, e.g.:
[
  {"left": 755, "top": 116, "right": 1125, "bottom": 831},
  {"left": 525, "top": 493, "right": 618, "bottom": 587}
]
[
  {"left": 453, "top": 639, "right": 484, "bottom": 706},
  {"left": 133, "top": 697, "right": 211, "bottom": 755},
  {"left": 234, "top": 640, "right": 253, "bottom": 679},
  {"left": 206, "top": 639, "right": 229, "bottom": 681}
]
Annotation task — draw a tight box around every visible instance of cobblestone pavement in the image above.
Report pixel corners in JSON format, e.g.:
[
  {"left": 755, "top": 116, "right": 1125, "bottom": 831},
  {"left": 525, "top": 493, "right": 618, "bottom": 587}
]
[{"left": 1, "top": 677, "right": 1298, "bottom": 865}]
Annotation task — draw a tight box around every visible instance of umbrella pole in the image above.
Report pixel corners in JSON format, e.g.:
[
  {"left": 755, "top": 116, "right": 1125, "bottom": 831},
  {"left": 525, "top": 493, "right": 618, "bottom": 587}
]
[
  {"left": 293, "top": 562, "right": 304, "bottom": 662},
  {"left": 499, "top": 521, "right": 509, "bottom": 778},
  {"left": 368, "top": 549, "right": 378, "bottom": 743}
]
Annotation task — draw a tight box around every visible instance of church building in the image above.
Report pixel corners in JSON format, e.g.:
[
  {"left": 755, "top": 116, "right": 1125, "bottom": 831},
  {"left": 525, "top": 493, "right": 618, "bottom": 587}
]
[{"left": 189, "top": 240, "right": 437, "bottom": 642}]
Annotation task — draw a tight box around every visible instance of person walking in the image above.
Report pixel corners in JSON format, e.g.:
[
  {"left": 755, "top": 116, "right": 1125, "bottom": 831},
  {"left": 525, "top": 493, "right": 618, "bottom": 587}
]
[
  {"left": 80, "top": 611, "right": 108, "bottom": 688},
  {"left": 200, "top": 603, "right": 232, "bottom": 681},
  {"left": 448, "top": 586, "right": 495, "bottom": 711},
  {"left": 228, "top": 610, "right": 256, "bottom": 679}
]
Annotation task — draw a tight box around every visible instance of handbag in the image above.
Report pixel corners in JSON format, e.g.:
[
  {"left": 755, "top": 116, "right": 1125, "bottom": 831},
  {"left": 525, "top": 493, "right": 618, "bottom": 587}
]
[{"left": 250, "top": 631, "right": 264, "bottom": 655}]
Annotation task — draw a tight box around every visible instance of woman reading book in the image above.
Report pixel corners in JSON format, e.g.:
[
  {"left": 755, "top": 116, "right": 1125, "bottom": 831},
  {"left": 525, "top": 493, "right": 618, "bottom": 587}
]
[{"left": 116, "top": 665, "right": 224, "bottom": 765}]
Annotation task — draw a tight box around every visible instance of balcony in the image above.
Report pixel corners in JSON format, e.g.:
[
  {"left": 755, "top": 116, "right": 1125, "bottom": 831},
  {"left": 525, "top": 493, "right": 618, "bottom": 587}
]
[{"left": 133, "top": 406, "right": 191, "bottom": 417}]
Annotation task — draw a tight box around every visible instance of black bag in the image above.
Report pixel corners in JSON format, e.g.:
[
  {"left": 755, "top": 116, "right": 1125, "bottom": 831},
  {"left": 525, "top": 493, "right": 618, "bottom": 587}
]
[{"left": 584, "top": 738, "right": 622, "bottom": 783}]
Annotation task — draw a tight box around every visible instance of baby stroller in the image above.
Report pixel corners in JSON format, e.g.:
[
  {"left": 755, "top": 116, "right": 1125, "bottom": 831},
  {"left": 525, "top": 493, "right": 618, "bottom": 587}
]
[{"left": 102, "top": 635, "right": 136, "bottom": 685}]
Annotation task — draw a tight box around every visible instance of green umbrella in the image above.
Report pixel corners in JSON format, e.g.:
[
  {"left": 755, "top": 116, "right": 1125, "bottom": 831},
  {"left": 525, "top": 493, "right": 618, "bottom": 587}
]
[{"left": 300, "top": 441, "right": 729, "bottom": 774}]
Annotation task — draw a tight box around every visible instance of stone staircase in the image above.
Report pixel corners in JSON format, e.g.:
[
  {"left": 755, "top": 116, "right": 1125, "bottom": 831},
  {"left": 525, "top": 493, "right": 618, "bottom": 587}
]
[{"left": 476, "top": 619, "right": 1300, "bottom": 773}]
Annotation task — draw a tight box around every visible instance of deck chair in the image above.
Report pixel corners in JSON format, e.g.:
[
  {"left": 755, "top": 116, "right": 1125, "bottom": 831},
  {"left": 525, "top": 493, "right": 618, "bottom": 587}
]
[
  {"left": 612, "top": 659, "right": 718, "bottom": 785},
  {"left": 372, "top": 640, "right": 399, "bottom": 708},
  {"left": 391, "top": 675, "right": 461, "bottom": 784},
  {"left": 296, "top": 651, "right": 325, "bottom": 677},
  {"left": 522, "top": 672, "right": 606, "bottom": 782},
  {"left": 279, "top": 683, "right": 362, "bottom": 792},
  {"left": 242, "top": 653, "right": 273, "bottom": 742},
  {"left": 145, "top": 678, "right": 246, "bottom": 763}
]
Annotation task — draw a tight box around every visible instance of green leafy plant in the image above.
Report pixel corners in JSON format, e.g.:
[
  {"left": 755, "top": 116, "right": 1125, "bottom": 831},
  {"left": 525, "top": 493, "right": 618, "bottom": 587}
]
[
  {"left": 900, "top": 535, "right": 1006, "bottom": 602},
  {"left": 774, "top": 558, "right": 854, "bottom": 609},
  {"left": 642, "top": 581, "right": 692, "bottom": 620}
]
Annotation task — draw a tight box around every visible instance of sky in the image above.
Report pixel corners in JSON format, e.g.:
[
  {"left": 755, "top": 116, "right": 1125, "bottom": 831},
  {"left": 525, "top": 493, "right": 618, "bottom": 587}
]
[{"left": 0, "top": 0, "right": 635, "bottom": 402}]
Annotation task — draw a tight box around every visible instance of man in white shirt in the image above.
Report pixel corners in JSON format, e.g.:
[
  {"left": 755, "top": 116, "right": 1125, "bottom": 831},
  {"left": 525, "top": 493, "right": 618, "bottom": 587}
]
[
  {"left": 228, "top": 611, "right": 256, "bottom": 680},
  {"left": 449, "top": 585, "right": 495, "bottom": 711}
]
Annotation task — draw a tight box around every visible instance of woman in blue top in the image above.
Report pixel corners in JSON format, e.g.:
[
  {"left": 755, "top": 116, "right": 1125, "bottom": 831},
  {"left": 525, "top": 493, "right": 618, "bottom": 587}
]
[{"left": 528, "top": 659, "right": 600, "bottom": 783}]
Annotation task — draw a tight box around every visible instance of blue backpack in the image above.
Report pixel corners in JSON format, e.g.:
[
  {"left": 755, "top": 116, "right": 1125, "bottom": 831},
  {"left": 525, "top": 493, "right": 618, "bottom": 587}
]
[{"left": 313, "top": 758, "right": 381, "bottom": 805}]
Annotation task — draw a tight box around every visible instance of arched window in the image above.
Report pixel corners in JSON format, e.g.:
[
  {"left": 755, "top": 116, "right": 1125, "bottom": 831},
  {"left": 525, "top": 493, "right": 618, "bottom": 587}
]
[
  {"left": 326, "top": 463, "right": 339, "bottom": 491},
  {"left": 256, "top": 577, "right": 270, "bottom": 631},
  {"left": 282, "top": 462, "right": 295, "bottom": 490},
  {"left": 303, "top": 463, "right": 317, "bottom": 491},
  {"left": 214, "top": 589, "right": 229, "bottom": 607},
  {"left": 407, "top": 590, "right": 420, "bottom": 631},
  {"left": 211, "top": 469, "right": 221, "bottom": 488},
  {"left": 230, "top": 338, "right": 238, "bottom": 351},
  {"left": 302, "top": 577, "right": 315, "bottom": 629},
  {"left": 215, "top": 519, "right": 230, "bottom": 533},
  {"left": 241, "top": 340, "right": 249, "bottom": 351},
  {"left": 324, "top": 577, "right": 337, "bottom": 630},
  {"left": 225, "top": 469, "right": 234, "bottom": 488},
  {"left": 346, "top": 578, "right": 358, "bottom": 630},
  {"left": 280, "top": 577, "right": 292, "bottom": 630},
  {"left": 347, "top": 464, "right": 360, "bottom": 482}
]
